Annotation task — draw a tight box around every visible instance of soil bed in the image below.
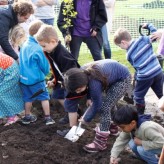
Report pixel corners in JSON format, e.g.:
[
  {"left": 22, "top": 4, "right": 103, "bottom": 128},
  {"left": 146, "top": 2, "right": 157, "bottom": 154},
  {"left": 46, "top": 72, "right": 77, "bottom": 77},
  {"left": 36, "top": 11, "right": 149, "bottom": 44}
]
[{"left": 0, "top": 99, "right": 162, "bottom": 164}]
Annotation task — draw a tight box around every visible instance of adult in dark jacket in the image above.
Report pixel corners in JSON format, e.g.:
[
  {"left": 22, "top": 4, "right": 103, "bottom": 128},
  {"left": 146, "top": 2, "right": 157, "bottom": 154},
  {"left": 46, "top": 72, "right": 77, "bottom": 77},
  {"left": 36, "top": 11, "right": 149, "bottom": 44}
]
[
  {"left": 57, "top": 0, "right": 107, "bottom": 61},
  {"left": 0, "top": 1, "right": 34, "bottom": 60}
]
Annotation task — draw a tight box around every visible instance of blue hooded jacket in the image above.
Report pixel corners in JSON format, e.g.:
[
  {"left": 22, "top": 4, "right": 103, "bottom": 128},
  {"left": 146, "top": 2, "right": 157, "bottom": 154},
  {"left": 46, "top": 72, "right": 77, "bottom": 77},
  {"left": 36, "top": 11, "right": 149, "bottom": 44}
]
[{"left": 19, "top": 36, "right": 50, "bottom": 85}]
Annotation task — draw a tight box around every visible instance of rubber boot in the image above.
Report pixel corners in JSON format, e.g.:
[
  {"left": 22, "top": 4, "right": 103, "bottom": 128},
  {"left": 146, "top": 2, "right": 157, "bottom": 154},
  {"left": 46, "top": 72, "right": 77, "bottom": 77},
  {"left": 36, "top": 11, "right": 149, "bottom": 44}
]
[
  {"left": 136, "top": 104, "right": 145, "bottom": 115},
  {"left": 109, "top": 122, "right": 120, "bottom": 136},
  {"left": 83, "top": 126, "right": 110, "bottom": 153}
]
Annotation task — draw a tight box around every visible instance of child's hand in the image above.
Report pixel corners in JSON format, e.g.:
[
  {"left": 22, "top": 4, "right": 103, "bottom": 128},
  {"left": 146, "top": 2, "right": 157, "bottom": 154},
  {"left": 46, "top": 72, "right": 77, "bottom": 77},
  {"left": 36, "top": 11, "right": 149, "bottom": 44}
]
[
  {"left": 110, "top": 157, "right": 120, "bottom": 164},
  {"left": 134, "top": 137, "right": 142, "bottom": 146},
  {"left": 141, "top": 23, "right": 148, "bottom": 29},
  {"left": 158, "top": 96, "right": 164, "bottom": 112},
  {"left": 64, "top": 34, "right": 72, "bottom": 46},
  {"left": 78, "top": 117, "right": 87, "bottom": 125},
  {"left": 86, "top": 99, "right": 92, "bottom": 107},
  {"left": 47, "top": 80, "right": 55, "bottom": 88}
]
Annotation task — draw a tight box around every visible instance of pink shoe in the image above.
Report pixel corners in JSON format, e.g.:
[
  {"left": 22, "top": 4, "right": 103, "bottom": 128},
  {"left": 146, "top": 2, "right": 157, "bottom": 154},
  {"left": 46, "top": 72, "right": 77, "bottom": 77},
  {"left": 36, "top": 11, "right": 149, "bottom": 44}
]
[
  {"left": 4, "top": 115, "right": 20, "bottom": 126},
  {"left": 83, "top": 142, "right": 105, "bottom": 153},
  {"left": 83, "top": 126, "right": 109, "bottom": 153},
  {"left": 110, "top": 123, "right": 120, "bottom": 136}
]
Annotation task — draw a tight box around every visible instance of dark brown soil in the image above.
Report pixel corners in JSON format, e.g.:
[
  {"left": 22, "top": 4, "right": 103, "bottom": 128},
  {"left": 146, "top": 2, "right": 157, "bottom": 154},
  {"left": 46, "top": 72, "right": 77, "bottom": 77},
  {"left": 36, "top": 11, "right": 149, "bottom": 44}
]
[{"left": 0, "top": 100, "right": 147, "bottom": 164}]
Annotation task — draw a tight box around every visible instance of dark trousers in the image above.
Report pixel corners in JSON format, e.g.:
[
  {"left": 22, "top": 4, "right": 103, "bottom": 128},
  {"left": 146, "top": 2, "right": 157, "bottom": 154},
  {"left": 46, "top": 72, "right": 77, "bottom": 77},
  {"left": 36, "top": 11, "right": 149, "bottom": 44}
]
[
  {"left": 70, "top": 36, "right": 102, "bottom": 61},
  {"left": 134, "top": 72, "right": 163, "bottom": 105}
]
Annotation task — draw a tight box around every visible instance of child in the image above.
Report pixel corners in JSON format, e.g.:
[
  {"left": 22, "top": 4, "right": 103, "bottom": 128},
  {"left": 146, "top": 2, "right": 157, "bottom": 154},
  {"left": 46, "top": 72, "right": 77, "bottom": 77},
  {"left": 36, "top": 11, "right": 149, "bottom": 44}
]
[
  {"left": 0, "top": 52, "right": 24, "bottom": 126},
  {"left": 9, "top": 25, "right": 26, "bottom": 54},
  {"left": 19, "top": 20, "right": 55, "bottom": 125},
  {"left": 110, "top": 104, "right": 164, "bottom": 164},
  {"left": 62, "top": 59, "right": 132, "bottom": 151},
  {"left": 114, "top": 24, "right": 163, "bottom": 115},
  {"left": 35, "top": 24, "right": 81, "bottom": 126},
  {"left": 0, "top": 25, "right": 26, "bottom": 54}
]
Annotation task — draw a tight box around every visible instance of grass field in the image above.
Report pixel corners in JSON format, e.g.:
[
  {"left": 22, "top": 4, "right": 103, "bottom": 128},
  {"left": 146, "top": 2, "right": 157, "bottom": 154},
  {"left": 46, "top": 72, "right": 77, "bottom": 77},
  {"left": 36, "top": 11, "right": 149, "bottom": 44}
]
[{"left": 78, "top": 50, "right": 135, "bottom": 74}]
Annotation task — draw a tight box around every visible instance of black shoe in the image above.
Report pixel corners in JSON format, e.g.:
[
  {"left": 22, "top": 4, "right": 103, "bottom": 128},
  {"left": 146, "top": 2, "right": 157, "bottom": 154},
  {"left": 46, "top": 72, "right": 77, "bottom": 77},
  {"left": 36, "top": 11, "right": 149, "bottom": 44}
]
[
  {"left": 21, "top": 115, "right": 37, "bottom": 124},
  {"left": 123, "top": 94, "right": 134, "bottom": 104},
  {"left": 58, "top": 114, "right": 69, "bottom": 124},
  {"left": 136, "top": 104, "right": 145, "bottom": 115},
  {"left": 56, "top": 129, "right": 70, "bottom": 137},
  {"left": 77, "top": 108, "right": 83, "bottom": 118},
  {"left": 45, "top": 117, "right": 55, "bottom": 125}
]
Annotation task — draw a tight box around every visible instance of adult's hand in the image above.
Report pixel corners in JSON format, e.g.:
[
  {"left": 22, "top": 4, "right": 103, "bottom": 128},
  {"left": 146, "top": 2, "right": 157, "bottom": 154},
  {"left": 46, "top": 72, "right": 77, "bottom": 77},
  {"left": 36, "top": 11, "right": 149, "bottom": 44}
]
[
  {"left": 151, "top": 31, "right": 163, "bottom": 41},
  {"left": 90, "top": 29, "right": 97, "bottom": 37},
  {"left": 36, "top": 0, "right": 47, "bottom": 7}
]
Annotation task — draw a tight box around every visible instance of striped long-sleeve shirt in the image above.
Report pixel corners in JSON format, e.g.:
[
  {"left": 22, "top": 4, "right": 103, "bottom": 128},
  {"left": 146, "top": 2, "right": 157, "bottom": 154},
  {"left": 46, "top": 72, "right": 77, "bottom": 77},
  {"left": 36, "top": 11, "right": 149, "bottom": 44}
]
[{"left": 127, "top": 24, "right": 162, "bottom": 80}]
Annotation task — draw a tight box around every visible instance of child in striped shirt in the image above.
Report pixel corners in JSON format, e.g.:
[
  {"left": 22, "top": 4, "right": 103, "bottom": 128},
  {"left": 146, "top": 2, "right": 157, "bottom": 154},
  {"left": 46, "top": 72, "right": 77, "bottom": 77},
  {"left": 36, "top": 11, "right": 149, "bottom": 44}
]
[{"left": 114, "top": 24, "right": 163, "bottom": 115}]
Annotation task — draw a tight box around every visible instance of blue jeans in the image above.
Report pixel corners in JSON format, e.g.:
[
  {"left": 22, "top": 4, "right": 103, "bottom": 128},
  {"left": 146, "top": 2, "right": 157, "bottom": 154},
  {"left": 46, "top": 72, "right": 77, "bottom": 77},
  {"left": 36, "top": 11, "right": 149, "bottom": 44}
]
[
  {"left": 129, "top": 139, "right": 161, "bottom": 164},
  {"left": 70, "top": 36, "right": 102, "bottom": 61},
  {"left": 134, "top": 72, "right": 163, "bottom": 105},
  {"left": 40, "top": 18, "right": 54, "bottom": 25},
  {"left": 101, "top": 24, "right": 111, "bottom": 59}
]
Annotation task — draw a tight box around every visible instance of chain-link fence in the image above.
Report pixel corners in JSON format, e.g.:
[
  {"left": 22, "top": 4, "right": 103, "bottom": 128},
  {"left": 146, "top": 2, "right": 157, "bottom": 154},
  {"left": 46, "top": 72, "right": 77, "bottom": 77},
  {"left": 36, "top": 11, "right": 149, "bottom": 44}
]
[{"left": 54, "top": 0, "right": 164, "bottom": 53}]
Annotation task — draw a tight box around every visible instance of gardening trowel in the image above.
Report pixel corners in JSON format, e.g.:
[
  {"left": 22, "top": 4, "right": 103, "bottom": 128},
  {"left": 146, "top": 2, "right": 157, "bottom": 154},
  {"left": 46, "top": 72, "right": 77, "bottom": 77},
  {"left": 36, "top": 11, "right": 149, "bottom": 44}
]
[{"left": 64, "top": 107, "right": 90, "bottom": 142}]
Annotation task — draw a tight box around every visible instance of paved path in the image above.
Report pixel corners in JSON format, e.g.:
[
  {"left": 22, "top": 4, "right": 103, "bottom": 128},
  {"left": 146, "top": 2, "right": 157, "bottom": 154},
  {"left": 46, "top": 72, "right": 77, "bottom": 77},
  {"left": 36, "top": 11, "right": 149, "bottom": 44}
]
[{"left": 144, "top": 88, "right": 163, "bottom": 118}]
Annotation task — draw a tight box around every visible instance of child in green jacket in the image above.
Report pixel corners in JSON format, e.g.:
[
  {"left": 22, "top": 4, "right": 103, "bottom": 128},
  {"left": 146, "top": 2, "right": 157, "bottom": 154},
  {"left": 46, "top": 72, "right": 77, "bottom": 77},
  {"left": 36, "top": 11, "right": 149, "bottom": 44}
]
[{"left": 110, "top": 105, "right": 164, "bottom": 164}]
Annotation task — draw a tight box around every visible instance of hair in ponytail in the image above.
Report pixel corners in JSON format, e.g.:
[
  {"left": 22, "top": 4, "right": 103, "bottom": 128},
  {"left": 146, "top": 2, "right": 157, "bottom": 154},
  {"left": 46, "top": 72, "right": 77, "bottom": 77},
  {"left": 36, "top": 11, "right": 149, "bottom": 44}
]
[{"left": 85, "top": 64, "right": 108, "bottom": 90}]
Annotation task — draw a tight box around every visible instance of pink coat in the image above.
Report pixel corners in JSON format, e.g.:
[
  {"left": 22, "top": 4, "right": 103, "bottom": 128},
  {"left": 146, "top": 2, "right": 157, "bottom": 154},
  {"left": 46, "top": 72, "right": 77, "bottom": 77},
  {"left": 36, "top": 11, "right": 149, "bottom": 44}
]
[{"left": 157, "top": 32, "right": 164, "bottom": 55}]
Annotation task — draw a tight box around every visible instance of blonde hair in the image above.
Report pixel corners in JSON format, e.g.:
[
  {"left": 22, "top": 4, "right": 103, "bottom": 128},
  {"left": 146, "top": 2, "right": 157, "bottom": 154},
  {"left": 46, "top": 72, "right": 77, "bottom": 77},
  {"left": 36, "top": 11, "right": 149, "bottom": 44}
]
[
  {"left": 9, "top": 25, "right": 26, "bottom": 47},
  {"left": 29, "top": 20, "right": 43, "bottom": 36},
  {"left": 35, "top": 25, "right": 59, "bottom": 43},
  {"left": 114, "top": 28, "right": 132, "bottom": 44}
]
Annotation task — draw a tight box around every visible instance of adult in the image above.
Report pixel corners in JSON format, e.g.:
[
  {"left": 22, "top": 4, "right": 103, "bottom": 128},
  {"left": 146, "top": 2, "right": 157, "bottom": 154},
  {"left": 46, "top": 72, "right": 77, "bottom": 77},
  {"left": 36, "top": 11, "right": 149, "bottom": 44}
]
[
  {"left": 104, "top": 0, "right": 115, "bottom": 34},
  {"left": 32, "top": 0, "right": 58, "bottom": 25},
  {"left": 57, "top": 0, "right": 107, "bottom": 61},
  {"left": 0, "top": 52, "right": 24, "bottom": 126},
  {"left": 0, "top": 0, "right": 34, "bottom": 60},
  {"left": 101, "top": 0, "right": 116, "bottom": 59}
]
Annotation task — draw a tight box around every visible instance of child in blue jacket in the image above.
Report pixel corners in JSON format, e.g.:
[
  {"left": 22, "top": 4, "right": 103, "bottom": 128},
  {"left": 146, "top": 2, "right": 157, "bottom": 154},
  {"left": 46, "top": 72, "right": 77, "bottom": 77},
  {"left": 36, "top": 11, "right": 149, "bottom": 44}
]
[{"left": 19, "top": 20, "right": 55, "bottom": 125}]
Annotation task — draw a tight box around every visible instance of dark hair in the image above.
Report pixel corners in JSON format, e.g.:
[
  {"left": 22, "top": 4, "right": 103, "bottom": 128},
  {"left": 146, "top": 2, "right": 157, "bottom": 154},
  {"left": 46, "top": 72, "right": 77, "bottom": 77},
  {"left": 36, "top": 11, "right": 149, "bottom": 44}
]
[
  {"left": 64, "top": 68, "right": 89, "bottom": 92},
  {"left": 112, "top": 104, "right": 138, "bottom": 125},
  {"left": 64, "top": 64, "right": 108, "bottom": 92},
  {"left": 12, "top": 1, "right": 34, "bottom": 16},
  {"left": 85, "top": 64, "right": 108, "bottom": 90}
]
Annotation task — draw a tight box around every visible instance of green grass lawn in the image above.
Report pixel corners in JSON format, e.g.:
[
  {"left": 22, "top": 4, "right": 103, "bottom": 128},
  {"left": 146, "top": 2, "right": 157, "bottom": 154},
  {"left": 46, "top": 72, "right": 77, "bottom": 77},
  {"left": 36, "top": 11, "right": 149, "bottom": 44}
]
[{"left": 78, "top": 49, "right": 135, "bottom": 74}]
